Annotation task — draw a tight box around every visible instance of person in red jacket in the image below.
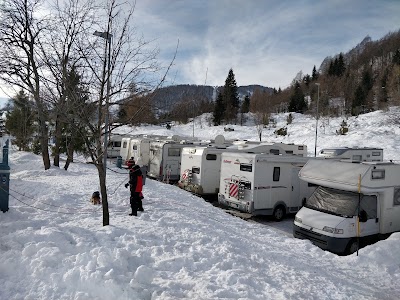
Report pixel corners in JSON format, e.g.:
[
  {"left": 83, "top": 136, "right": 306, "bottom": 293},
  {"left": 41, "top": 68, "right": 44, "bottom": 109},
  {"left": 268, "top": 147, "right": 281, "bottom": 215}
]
[{"left": 125, "top": 162, "right": 144, "bottom": 216}]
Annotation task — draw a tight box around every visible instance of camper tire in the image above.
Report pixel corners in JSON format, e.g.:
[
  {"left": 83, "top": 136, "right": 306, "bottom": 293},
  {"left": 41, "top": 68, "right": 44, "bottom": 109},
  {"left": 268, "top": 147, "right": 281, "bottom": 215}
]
[
  {"left": 346, "top": 239, "right": 359, "bottom": 255},
  {"left": 273, "top": 205, "right": 285, "bottom": 221}
]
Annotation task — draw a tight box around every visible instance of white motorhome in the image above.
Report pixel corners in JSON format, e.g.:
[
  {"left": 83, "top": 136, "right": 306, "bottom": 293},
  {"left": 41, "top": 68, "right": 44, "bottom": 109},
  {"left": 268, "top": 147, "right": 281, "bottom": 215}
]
[
  {"left": 120, "top": 136, "right": 151, "bottom": 166},
  {"left": 217, "top": 153, "right": 316, "bottom": 220},
  {"left": 107, "top": 134, "right": 129, "bottom": 158},
  {"left": 317, "top": 147, "right": 383, "bottom": 162},
  {"left": 178, "top": 142, "right": 286, "bottom": 197},
  {"left": 147, "top": 138, "right": 200, "bottom": 182},
  {"left": 274, "top": 142, "right": 307, "bottom": 156},
  {"left": 293, "top": 159, "right": 400, "bottom": 255}
]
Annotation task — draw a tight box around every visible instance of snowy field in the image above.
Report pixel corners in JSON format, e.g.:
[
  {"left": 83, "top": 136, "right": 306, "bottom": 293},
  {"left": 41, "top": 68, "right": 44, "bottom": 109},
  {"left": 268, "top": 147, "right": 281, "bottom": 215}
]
[{"left": 1, "top": 109, "right": 400, "bottom": 299}]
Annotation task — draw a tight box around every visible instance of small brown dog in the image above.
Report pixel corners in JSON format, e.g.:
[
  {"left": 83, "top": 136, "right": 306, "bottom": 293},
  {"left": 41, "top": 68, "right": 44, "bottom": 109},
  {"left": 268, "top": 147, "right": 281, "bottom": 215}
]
[{"left": 91, "top": 191, "right": 101, "bottom": 205}]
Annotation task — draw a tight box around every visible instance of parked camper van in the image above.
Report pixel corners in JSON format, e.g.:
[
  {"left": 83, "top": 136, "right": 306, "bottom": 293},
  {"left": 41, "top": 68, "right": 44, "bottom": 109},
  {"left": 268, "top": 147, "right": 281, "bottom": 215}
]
[
  {"left": 120, "top": 136, "right": 151, "bottom": 166},
  {"left": 178, "top": 142, "right": 287, "bottom": 197},
  {"left": 147, "top": 138, "right": 199, "bottom": 182},
  {"left": 217, "top": 153, "right": 316, "bottom": 220},
  {"left": 178, "top": 142, "right": 285, "bottom": 196},
  {"left": 317, "top": 147, "right": 383, "bottom": 162},
  {"left": 107, "top": 134, "right": 128, "bottom": 158},
  {"left": 293, "top": 159, "right": 400, "bottom": 255}
]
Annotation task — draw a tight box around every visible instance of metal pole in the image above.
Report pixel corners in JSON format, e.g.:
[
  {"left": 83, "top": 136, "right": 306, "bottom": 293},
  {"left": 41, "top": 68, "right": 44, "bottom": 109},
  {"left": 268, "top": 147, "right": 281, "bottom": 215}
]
[
  {"left": 192, "top": 101, "right": 195, "bottom": 138},
  {"left": 103, "top": 36, "right": 112, "bottom": 179},
  {"left": 314, "top": 83, "right": 320, "bottom": 157}
]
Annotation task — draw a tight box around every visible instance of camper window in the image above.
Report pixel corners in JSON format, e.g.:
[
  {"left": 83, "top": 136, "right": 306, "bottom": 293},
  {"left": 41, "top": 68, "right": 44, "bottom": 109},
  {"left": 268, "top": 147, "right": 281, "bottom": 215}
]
[
  {"left": 168, "top": 148, "right": 181, "bottom": 156},
  {"left": 206, "top": 154, "right": 217, "bottom": 160},
  {"left": 371, "top": 170, "right": 385, "bottom": 180},
  {"left": 273, "top": 167, "right": 280, "bottom": 181},
  {"left": 270, "top": 149, "right": 280, "bottom": 155},
  {"left": 394, "top": 188, "right": 400, "bottom": 206},
  {"left": 240, "top": 163, "right": 252, "bottom": 172},
  {"left": 123, "top": 141, "right": 128, "bottom": 149},
  {"left": 372, "top": 151, "right": 381, "bottom": 156},
  {"left": 132, "top": 145, "right": 138, "bottom": 150},
  {"left": 192, "top": 167, "right": 200, "bottom": 174},
  {"left": 306, "top": 186, "right": 377, "bottom": 218},
  {"left": 352, "top": 155, "right": 362, "bottom": 161}
]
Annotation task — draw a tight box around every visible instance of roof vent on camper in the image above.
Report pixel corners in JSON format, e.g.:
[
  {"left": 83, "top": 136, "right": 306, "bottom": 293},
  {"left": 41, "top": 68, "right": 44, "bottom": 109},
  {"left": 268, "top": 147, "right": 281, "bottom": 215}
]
[
  {"left": 214, "top": 135, "right": 225, "bottom": 146},
  {"left": 171, "top": 135, "right": 181, "bottom": 142}
]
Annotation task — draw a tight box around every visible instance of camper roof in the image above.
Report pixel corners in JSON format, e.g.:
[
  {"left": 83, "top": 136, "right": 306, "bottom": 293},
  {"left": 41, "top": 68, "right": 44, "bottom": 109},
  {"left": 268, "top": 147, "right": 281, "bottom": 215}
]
[{"left": 299, "top": 159, "right": 395, "bottom": 191}]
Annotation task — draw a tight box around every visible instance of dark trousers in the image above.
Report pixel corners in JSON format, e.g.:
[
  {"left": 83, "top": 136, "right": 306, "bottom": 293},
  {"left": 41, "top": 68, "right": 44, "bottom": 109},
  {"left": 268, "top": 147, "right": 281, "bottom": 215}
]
[{"left": 130, "top": 192, "right": 143, "bottom": 213}]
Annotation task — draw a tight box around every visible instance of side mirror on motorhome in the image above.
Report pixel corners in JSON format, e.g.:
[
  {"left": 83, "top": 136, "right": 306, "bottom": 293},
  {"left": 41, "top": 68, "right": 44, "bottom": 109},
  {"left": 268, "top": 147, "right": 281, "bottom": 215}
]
[{"left": 358, "top": 210, "right": 368, "bottom": 223}]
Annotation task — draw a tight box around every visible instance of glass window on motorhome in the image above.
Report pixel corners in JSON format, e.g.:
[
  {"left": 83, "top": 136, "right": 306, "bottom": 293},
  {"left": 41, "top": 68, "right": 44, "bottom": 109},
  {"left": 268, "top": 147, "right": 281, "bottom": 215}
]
[
  {"left": 206, "top": 154, "right": 217, "bottom": 160},
  {"left": 372, "top": 151, "right": 381, "bottom": 156},
  {"left": 132, "top": 145, "right": 138, "bottom": 150},
  {"left": 168, "top": 148, "right": 181, "bottom": 156},
  {"left": 372, "top": 169, "right": 385, "bottom": 179},
  {"left": 114, "top": 141, "right": 121, "bottom": 147},
  {"left": 270, "top": 149, "right": 280, "bottom": 155},
  {"left": 240, "top": 163, "right": 252, "bottom": 172},
  {"left": 305, "top": 186, "right": 377, "bottom": 218},
  {"left": 352, "top": 155, "right": 362, "bottom": 161},
  {"left": 394, "top": 188, "right": 400, "bottom": 206},
  {"left": 273, "top": 167, "right": 280, "bottom": 181},
  {"left": 122, "top": 141, "right": 128, "bottom": 148},
  {"left": 192, "top": 167, "right": 200, "bottom": 174},
  {"left": 360, "top": 195, "right": 377, "bottom": 219}
]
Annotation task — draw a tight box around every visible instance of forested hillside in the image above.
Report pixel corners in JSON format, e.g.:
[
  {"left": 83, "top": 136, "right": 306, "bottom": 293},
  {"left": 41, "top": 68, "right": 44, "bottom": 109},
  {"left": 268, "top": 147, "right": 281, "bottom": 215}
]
[{"left": 119, "top": 30, "right": 400, "bottom": 126}]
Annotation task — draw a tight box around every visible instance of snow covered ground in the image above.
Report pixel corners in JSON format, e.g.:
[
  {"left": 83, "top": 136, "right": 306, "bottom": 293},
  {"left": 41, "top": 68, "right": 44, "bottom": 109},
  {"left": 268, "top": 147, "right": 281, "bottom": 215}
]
[{"left": 1, "top": 109, "right": 400, "bottom": 299}]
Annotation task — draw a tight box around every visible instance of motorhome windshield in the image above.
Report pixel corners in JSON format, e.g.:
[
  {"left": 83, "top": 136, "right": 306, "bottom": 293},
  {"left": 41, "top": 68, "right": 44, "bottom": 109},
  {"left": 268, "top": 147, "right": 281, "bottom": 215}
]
[{"left": 305, "top": 186, "right": 363, "bottom": 217}]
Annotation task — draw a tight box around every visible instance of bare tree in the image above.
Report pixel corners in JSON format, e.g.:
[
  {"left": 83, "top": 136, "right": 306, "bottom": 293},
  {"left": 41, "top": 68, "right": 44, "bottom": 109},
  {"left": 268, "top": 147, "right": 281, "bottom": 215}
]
[
  {"left": 40, "top": 0, "right": 97, "bottom": 168},
  {"left": 0, "top": 0, "right": 51, "bottom": 169},
  {"left": 77, "top": 0, "right": 161, "bottom": 226}
]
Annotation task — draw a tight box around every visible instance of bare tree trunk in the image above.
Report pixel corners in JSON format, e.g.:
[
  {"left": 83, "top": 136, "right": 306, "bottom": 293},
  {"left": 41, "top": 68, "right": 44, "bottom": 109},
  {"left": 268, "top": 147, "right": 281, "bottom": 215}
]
[
  {"left": 97, "top": 163, "right": 109, "bottom": 226},
  {"left": 64, "top": 135, "right": 74, "bottom": 170},
  {"left": 53, "top": 118, "right": 62, "bottom": 167}
]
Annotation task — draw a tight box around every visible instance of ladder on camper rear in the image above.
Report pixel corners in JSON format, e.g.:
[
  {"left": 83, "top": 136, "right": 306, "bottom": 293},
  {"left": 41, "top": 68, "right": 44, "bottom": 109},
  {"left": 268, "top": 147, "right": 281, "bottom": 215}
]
[{"left": 224, "top": 176, "right": 250, "bottom": 200}]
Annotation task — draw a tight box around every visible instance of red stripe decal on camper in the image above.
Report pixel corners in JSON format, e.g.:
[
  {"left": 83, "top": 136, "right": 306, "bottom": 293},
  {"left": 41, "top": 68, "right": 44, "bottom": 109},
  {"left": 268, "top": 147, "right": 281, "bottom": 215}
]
[{"left": 229, "top": 182, "right": 239, "bottom": 198}]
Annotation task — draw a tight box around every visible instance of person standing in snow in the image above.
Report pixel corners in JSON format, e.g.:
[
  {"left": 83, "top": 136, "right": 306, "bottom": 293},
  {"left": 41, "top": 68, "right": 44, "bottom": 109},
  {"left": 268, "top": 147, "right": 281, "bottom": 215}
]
[{"left": 125, "top": 160, "right": 144, "bottom": 216}]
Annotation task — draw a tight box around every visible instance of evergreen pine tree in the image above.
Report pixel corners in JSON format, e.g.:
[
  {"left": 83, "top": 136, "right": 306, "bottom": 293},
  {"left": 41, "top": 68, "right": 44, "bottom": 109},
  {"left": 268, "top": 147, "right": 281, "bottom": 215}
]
[
  {"left": 222, "top": 69, "right": 239, "bottom": 124},
  {"left": 288, "top": 82, "right": 307, "bottom": 113},
  {"left": 5, "top": 90, "right": 35, "bottom": 151},
  {"left": 337, "top": 53, "right": 346, "bottom": 76},
  {"left": 241, "top": 94, "right": 250, "bottom": 114},
  {"left": 213, "top": 92, "right": 224, "bottom": 125},
  {"left": 312, "top": 65, "right": 319, "bottom": 81},
  {"left": 393, "top": 49, "right": 400, "bottom": 65}
]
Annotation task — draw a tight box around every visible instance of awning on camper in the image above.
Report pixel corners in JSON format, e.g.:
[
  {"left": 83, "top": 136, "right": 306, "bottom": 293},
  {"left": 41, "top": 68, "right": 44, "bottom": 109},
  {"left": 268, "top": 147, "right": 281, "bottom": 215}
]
[{"left": 299, "top": 159, "right": 370, "bottom": 190}]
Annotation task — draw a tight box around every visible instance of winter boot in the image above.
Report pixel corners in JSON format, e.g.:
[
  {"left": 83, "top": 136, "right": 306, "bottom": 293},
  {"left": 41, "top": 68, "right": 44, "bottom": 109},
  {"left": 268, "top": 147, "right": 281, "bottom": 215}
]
[{"left": 129, "top": 210, "right": 137, "bottom": 216}]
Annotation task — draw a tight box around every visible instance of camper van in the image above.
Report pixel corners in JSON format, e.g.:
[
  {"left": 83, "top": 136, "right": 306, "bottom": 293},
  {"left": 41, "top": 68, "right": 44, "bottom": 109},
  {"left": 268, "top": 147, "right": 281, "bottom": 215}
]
[
  {"left": 107, "top": 134, "right": 128, "bottom": 158},
  {"left": 147, "top": 138, "right": 200, "bottom": 182},
  {"left": 178, "top": 142, "right": 287, "bottom": 197},
  {"left": 217, "top": 153, "right": 316, "bottom": 220},
  {"left": 293, "top": 159, "right": 400, "bottom": 255},
  {"left": 120, "top": 136, "right": 151, "bottom": 166},
  {"left": 317, "top": 147, "right": 383, "bottom": 161},
  {"left": 275, "top": 142, "right": 307, "bottom": 156}
]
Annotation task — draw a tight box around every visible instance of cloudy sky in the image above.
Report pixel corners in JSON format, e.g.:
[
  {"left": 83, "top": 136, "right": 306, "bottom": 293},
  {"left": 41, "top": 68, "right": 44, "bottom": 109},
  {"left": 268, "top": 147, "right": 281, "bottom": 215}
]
[
  {"left": 0, "top": 0, "right": 399, "bottom": 101},
  {"left": 132, "top": 0, "right": 400, "bottom": 89}
]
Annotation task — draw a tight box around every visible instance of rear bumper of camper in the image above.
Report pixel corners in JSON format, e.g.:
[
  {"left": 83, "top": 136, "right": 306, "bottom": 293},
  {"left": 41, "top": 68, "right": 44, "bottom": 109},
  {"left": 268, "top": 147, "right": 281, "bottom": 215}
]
[
  {"left": 218, "top": 193, "right": 252, "bottom": 213},
  {"left": 178, "top": 181, "right": 204, "bottom": 195},
  {"left": 293, "top": 224, "right": 351, "bottom": 254}
]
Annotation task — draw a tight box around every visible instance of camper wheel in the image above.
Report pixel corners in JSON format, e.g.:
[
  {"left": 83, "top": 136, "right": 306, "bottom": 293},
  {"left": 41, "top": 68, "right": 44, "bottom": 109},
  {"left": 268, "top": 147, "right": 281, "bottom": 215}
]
[
  {"left": 273, "top": 205, "right": 286, "bottom": 221},
  {"left": 346, "top": 239, "right": 359, "bottom": 255}
]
